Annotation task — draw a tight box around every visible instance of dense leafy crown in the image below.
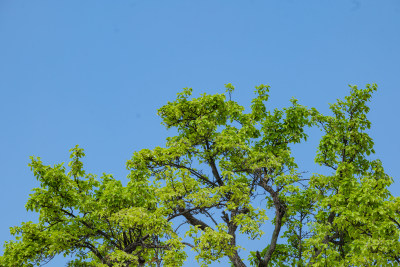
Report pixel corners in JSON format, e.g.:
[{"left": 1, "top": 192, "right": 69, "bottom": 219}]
[{"left": 1, "top": 83, "right": 399, "bottom": 266}]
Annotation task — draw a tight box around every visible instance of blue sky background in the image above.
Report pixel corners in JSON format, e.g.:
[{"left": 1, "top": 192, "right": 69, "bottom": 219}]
[{"left": 1, "top": 0, "right": 399, "bottom": 266}]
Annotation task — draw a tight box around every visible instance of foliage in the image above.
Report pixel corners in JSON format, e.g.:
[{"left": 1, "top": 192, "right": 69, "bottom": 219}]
[
  {"left": 0, "top": 146, "right": 185, "bottom": 266},
  {"left": 1, "top": 83, "right": 399, "bottom": 266}
]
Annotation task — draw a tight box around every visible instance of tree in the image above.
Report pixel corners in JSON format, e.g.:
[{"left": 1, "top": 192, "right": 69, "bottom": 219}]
[
  {"left": 1, "top": 83, "right": 399, "bottom": 266},
  {"left": 0, "top": 146, "right": 186, "bottom": 267}
]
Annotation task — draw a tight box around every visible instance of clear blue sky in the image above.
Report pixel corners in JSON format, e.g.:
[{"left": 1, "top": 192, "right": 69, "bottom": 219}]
[{"left": 1, "top": 0, "right": 399, "bottom": 266}]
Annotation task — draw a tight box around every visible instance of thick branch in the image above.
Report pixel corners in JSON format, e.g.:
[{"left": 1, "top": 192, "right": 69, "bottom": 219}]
[
  {"left": 182, "top": 242, "right": 195, "bottom": 248},
  {"left": 84, "top": 241, "right": 109, "bottom": 266},
  {"left": 258, "top": 178, "right": 286, "bottom": 267},
  {"left": 389, "top": 216, "right": 400, "bottom": 229},
  {"left": 228, "top": 251, "right": 247, "bottom": 267},
  {"left": 168, "top": 206, "right": 207, "bottom": 221},
  {"left": 205, "top": 140, "right": 223, "bottom": 186},
  {"left": 226, "top": 208, "right": 246, "bottom": 267},
  {"left": 177, "top": 207, "right": 211, "bottom": 231},
  {"left": 124, "top": 234, "right": 150, "bottom": 254}
]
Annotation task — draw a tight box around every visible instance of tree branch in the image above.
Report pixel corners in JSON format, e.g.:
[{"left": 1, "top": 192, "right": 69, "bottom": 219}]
[
  {"left": 177, "top": 207, "right": 211, "bottom": 231},
  {"left": 205, "top": 140, "right": 224, "bottom": 186},
  {"left": 258, "top": 177, "right": 286, "bottom": 267}
]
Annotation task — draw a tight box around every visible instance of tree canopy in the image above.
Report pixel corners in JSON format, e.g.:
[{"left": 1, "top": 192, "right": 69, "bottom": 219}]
[{"left": 1, "top": 83, "right": 399, "bottom": 266}]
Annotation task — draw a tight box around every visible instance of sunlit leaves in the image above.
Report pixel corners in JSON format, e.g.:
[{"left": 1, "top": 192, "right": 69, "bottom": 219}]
[
  {"left": 2, "top": 83, "right": 399, "bottom": 266},
  {"left": 1, "top": 146, "right": 182, "bottom": 266}
]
